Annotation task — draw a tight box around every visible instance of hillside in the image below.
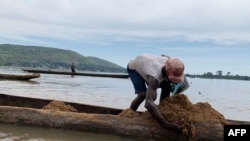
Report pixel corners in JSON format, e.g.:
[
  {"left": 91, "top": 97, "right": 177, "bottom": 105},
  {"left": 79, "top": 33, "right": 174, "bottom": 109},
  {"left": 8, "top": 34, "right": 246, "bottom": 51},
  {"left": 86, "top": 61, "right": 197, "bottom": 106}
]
[{"left": 0, "top": 44, "right": 126, "bottom": 72}]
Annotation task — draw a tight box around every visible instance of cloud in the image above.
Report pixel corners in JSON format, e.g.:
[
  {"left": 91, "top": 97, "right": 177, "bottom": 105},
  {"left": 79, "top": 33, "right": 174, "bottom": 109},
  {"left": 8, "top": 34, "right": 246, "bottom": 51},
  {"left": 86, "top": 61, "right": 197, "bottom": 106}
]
[{"left": 0, "top": 0, "right": 250, "bottom": 46}]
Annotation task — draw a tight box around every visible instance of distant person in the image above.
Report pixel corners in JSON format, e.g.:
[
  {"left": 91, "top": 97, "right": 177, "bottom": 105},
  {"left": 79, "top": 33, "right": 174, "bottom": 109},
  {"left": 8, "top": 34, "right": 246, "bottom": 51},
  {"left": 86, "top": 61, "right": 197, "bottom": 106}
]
[
  {"left": 127, "top": 54, "right": 189, "bottom": 133},
  {"left": 71, "top": 63, "right": 75, "bottom": 73}
]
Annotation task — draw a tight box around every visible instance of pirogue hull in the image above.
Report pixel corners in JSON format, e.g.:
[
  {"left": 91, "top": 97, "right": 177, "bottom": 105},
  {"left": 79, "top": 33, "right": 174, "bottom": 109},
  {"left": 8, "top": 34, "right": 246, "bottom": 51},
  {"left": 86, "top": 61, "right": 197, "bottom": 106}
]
[
  {"left": 0, "top": 73, "right": 40, "bottom": 80},
  {"left": 22, "top": 68, "right": 129, "bottom": 79},
  {"left": 0, "top": 93, "right": 249, "bottom": 141}
]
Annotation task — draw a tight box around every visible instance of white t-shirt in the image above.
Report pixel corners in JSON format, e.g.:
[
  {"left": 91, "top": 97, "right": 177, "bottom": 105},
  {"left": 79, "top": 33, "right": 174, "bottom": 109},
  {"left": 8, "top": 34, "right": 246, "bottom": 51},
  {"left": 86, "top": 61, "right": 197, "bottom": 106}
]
[{"left": 128, "top": 54, "right": 168, "bottom": 83}]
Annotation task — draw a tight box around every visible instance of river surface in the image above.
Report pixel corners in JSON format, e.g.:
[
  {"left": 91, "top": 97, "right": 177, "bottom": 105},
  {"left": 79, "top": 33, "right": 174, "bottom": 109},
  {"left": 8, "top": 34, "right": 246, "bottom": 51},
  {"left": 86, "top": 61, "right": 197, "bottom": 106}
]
[{"left": 0, "top": 66, "right": 249, "bottom": 141}]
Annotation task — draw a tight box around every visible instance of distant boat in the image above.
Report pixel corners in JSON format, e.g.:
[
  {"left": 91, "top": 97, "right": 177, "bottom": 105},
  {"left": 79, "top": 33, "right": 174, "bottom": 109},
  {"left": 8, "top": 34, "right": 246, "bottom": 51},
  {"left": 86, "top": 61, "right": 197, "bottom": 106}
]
[
  {"left": 22, "top": 68, "right": 129, "bottom": 79},
  {"left": 0, "top": 73, "right": 40, "bottom": 80}
]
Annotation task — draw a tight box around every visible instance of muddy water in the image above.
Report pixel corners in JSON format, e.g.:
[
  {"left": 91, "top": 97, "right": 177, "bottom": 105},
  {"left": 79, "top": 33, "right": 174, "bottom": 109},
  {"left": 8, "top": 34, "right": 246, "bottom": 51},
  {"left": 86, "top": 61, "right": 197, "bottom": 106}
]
[{"left": 0, "top": 123, "right": 140, "bottom": 141}]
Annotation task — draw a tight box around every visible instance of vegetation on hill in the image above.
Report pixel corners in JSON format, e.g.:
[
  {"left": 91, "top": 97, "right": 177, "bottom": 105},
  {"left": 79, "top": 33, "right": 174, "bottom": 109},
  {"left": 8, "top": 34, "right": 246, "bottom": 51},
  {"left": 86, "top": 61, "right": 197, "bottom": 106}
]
[{"left": 0, "top": 44, "right": 126, "bottom": 72}]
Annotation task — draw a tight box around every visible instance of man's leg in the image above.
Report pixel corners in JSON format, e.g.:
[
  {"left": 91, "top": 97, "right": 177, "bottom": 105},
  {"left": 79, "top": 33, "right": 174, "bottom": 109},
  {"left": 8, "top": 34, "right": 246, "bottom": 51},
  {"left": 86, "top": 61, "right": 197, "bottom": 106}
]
[
  {"left": 127, "top": 66, "right": 147, "bottom": 111},
  {"left": 130, "top": 92, "right": 145, "bottom": 111}
]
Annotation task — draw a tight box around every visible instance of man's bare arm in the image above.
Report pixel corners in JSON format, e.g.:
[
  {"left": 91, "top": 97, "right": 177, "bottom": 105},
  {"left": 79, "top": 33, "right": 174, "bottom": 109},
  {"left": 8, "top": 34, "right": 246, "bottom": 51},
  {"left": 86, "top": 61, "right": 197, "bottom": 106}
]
[{"left": 145, "top": 75, "right": 182, "bottom": 132}]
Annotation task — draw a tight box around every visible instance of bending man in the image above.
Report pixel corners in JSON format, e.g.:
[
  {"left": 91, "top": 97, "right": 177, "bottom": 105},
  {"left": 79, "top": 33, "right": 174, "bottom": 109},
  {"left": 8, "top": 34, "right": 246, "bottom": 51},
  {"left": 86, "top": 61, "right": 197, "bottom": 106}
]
[{"left": 127, "top": 54, "right": 187, "bottom": 133}]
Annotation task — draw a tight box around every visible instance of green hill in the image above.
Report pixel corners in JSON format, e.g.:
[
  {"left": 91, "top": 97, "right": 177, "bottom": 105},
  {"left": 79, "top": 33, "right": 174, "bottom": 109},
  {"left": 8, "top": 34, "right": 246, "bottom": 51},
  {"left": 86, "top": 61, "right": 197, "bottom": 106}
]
[{"left": 0, "top": 44, "right": 126, "bottom": 72}]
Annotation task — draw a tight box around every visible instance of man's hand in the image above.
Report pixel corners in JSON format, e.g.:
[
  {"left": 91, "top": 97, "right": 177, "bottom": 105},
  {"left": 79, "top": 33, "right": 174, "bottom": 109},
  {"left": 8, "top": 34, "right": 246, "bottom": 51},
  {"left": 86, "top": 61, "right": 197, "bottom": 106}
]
[
  {"left": 169, "top": 122, "right": 183, "bottom": 133},
  {"left": 161, "top": 120, "right": 183, "bottom": 133}
]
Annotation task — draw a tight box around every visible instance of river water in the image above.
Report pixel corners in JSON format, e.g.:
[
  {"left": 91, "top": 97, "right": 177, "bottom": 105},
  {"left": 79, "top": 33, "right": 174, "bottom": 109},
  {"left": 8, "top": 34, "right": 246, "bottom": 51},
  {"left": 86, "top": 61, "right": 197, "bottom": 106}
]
[{"left": 0, "top": 66, "right": 249, "bottom": 141}]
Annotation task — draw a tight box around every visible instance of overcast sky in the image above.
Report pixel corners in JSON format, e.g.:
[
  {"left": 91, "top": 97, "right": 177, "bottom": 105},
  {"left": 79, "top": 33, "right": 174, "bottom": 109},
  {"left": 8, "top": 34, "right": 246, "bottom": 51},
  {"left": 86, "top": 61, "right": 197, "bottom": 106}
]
[{"left": 0, "top": 0, "right": 249, "bottom": 76}]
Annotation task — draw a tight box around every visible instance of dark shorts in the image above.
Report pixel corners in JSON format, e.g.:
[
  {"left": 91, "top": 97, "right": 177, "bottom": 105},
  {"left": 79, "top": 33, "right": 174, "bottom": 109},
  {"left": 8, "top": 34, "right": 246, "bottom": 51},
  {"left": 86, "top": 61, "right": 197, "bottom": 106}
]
[{"left": 127, "top": 66, "right": 147, "bottom": 94}]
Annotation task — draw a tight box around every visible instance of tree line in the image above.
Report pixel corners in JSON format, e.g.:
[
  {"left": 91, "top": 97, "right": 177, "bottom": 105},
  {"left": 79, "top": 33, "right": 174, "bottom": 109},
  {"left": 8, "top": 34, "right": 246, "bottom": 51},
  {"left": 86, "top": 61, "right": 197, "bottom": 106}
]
[{"left": 186, "top": 70, "right": 250, "bottom": 81}]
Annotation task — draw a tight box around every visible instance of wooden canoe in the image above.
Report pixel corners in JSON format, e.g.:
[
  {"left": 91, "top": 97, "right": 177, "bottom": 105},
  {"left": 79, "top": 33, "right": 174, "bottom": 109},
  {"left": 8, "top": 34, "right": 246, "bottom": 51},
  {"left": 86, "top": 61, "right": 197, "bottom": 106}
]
[
  {"left": 0, "top": 73, "right": 40, "bottom": 80},
  {"left": 22, "top": 68, "right": 129, "bottom": 79},
  {"left": 0, "top": 93, "right": 249, "bottom": 141}
]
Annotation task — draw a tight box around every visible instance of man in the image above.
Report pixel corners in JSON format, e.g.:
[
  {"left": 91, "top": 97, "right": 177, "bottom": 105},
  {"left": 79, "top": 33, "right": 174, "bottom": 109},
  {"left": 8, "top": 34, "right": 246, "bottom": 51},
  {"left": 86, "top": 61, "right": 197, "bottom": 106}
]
[
  {"left": 127, "top": 54, "right": 187, "bottom": 133},
  {"left": 71, "top": 63, "right": 75, "bottom": 73}
]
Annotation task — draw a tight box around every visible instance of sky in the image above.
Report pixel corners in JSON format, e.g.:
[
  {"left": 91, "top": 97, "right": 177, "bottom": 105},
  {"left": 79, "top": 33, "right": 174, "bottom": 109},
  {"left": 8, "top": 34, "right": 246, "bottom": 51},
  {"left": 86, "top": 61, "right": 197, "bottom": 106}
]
[{"left": 0, "top": 0, "right": 249, "bottom": 76}]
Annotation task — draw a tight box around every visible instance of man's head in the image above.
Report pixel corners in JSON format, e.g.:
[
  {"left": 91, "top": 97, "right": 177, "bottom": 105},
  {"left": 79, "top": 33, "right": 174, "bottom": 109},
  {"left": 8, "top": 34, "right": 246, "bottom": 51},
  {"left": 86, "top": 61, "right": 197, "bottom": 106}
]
[{"left": 165, "top": 58, "right": 185, "bottom": 83}]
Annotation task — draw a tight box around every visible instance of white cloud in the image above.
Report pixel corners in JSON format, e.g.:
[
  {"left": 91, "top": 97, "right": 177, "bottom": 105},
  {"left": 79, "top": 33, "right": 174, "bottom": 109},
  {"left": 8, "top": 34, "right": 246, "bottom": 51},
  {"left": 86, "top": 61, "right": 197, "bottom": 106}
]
[{"left": 0, "top": 0, "right": 250, "bottom": 46}]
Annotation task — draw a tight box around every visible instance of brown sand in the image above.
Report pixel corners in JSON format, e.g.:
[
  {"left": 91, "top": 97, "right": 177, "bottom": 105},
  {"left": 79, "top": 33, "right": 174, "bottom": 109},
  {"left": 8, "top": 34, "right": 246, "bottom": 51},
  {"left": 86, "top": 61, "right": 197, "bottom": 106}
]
[
  {"left": 119, "top": 94, "right": 228, "bottom": 140},
  {"left": 42, "top": 100, "right": 78, "bottom": 112}
]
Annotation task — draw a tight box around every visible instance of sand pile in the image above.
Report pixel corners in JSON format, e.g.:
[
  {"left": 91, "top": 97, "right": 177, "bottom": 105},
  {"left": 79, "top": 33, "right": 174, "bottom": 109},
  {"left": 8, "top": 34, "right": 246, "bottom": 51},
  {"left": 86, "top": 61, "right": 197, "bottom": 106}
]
[
  {"left": 158, "top": 94, "right": 227, "bottom": 124},
  {"left": 42, "top": 100, "right": 78, "bottom": 112},
  {"left": 119, "top": 94, "right": 227, "bottom": 124},
  {"left": 119, "top": 94, "right": 228, "bottom": 140}
]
